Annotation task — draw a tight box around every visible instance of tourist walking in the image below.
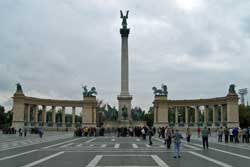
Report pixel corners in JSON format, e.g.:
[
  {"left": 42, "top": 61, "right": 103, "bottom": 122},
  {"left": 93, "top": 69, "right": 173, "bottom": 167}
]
[
  {"left": 165, "top": 127, "right": 172, "bottom": 149},
  {"left": 186, "top": 128, "right": 191, "bottom": 142},
  {"left": 24, "top": 127, "right": 27, "bottom": 137},
  {"left": 197, "top": 127, "right": 201, "bottom": 138},
  {"left": 224, "top": 127, "right": 229, "bottom": 143},
  {"left": 202, "top": 127, "right": 209, "bottom": 149},
  {"left": 232, "top": 127, "right": 239, "bottom": 143},
  {"left": 38, "top": 128, "right": 44, "bottom": 139},
  {"left": 148, "top": 127, "right": 153, "bottom": 145},
  {"left": 172, "top": 129, "right": 183, "bottom": 159},
  {"left": 218, "top": 127, "right": 223, "bottom": 142}
]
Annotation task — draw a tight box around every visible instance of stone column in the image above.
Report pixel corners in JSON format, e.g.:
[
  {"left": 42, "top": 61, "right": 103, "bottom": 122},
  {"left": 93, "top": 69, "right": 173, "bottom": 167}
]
[
  {"left": 52, "top": 106, "right": 56, "bottom": 127},
  {"left": 204, "top": 106, "right": 208, "bottom": 127},
  {"left": 72, "top": 107, "right": 76, "bottom": 128},
  {"left": 175, "top": 107, "right": 178, "bottom": 127},
  {"left": 195, "top": 106, "right": 199, "bottom": 127},
  {"left": 12, "top": 92, "right": 25, "bottom": 128},
  {"left": 34, "top": 105, "right": 38, "bottom": 127},
  {"left": 226, "top": 90, "right": 239, "bottom": 128},
  {"left": 154, "top": 105, "right": 158, "bottom": 124},
  {"left": 185, "top": 106, "right": 188, "bottom": 127},
  {"left": 82, "top": 96, "right": 97, "bottom": 127},
  {"left": 42, "top": 105, "right": 47, "bottom": 127},
  {"left": 27, "top": 104, "right": 31, "bottom": 126},
  {"left": 117, "top": 17, "right": 133, "bottom": 124},
  {"left": 212, "top": 105, "right": 216, "bottom": 127},
  {"left": 220, "top": 105, "right": 224, "bottom": 127},
  {"left": 62, "top": 106, "right": 65, "bottom": 128}
]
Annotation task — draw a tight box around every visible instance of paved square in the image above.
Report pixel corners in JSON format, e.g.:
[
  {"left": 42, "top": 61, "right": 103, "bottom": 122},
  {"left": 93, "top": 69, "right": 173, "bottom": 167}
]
[{"left": 1, "top": 133, "right": 250, "bottom": 167}]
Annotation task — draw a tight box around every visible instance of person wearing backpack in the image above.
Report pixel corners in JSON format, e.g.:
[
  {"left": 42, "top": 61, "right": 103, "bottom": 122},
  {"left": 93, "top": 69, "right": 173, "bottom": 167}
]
[{"left": 172, "top": 129, "right": 183, "bottom": 159}]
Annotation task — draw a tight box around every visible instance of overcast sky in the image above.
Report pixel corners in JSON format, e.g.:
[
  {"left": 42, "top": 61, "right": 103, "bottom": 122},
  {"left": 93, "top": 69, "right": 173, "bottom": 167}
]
[{"left": 1, "top": 0, "right": 250, "bottom": 111}]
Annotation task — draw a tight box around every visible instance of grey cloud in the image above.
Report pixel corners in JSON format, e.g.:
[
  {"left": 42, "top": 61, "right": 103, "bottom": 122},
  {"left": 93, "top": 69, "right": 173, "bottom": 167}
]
[{"left": 1, "top": 0, "right": 250, "bottom": 110}]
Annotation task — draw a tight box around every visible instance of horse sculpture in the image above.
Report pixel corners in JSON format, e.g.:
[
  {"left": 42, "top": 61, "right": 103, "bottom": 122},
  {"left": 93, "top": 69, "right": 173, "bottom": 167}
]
[
  {"left": 82, "top": 85, "right": 97, "bottom": 97},
  {"left": 152, "top": 84, "right": 168, "bottom": 96}
]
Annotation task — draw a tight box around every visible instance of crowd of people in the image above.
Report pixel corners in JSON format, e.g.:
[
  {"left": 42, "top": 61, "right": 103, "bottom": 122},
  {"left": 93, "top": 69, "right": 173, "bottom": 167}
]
[{"left": 216, "top": 126, "right": 250, "bottom": 143}]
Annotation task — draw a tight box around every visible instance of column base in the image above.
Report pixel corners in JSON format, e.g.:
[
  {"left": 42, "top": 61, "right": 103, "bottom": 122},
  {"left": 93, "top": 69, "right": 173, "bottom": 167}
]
[
  {"left": 82, "top": 123, "right": 96, "bottom": 127},
  {"left": 12, "top": 121, "right": 24, "bottom": 129}
]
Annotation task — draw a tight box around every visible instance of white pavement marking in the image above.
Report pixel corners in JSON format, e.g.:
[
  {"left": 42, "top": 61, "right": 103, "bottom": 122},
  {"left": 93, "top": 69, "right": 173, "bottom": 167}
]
[
  {"left": 90, "top": 144, "right": 94, "bottom": 147},
  {"left": 60, "top": 143, "right": 74, "bottom": 148},
  {"left": 86, "top": 138, "right": 97, "bottom": 143},
  {"left": 151, "top": 155, "right": 169, "bottom": 167},
  {"left": 188, "top": 151, "right": 232, "bottom": 167},
  {"left": 132, "top": 144, "right": 138, "bottom": 148},
  {"left": 159, "top": 145, "right": 165, "bottom": 148},
  {"left": 114, "top": 144, "right": 120, "bottom": 149},
  {"left": 76, "top": 144, "right": 82, "bottom": 147},
  {"left": 183, "top": 144, "right": 201, "bottom": 150},
  {"left": 191, "top": 143, "right": 250, "bottom": 160},
  {"left": 21, "top": 151, "right": 64, "bottom": 167},
  {"left": 101, "top": 144, "right": 107, "bottom": 148},
  {"left": 42, "top": 138, "right": 82, "bottom": 149},
  {"left": 86, "top": 155, "right": 103, "bottom": 167},
  {"left": 111, "top": 139, "right": 115, "bottom": 142},
  {"left": 0, "top": 149, "right": 38, "bottom": 161},
  {"left": 0, "top": 135, "right": 73, "bottom": 152}
]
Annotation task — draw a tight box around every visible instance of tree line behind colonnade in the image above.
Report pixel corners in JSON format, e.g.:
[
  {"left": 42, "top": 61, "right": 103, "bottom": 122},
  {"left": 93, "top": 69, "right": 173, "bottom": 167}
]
[{"left": 1, "top": 104, "right": 250, "bottom": 128}]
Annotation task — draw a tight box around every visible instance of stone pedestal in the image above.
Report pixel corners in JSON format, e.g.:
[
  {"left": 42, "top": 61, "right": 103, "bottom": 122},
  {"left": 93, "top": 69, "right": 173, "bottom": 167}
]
[
  {"left": 12, "top": 92, "right": 25, "bottom": 129},
  {"left": 153, "top": 96, "right": 168, "bottom": 128},
  {"left": 226, "top": 94, "right": 239, "bottom": 128},
  {"left": 82, "top": 96, "right": 97, "bottom": 127},
  {"left": 117, "top": 95, "right": 132, "bottom": 124}
]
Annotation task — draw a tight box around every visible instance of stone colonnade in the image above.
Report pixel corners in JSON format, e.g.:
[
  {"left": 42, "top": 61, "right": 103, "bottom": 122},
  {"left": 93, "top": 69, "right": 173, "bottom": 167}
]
[
  {"left": 154, "top": 93, "right": 239, "bottom": 129},
  {"left": 12, "top": 90, "right": 97, "bottom": 129}
]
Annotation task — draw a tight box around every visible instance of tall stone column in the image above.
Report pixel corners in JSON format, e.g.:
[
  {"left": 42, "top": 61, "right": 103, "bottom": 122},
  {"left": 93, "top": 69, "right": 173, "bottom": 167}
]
[
  {"left": 212, "top": 105, "right": 216, "bottom": 127},
  {"left": 34, "top": 105, "right": 38, "bottom": 127},
  {"left": 185, "top": 106, "right": 188, "bottom": 127},
  {"left": 72, "top": 107, "right": 76, "bottom": 128},
  {"left": 27, "top": 104, "right": 31, "bottom": 126},
  {"left": 204, "top": 106, "right": 208, "bottom": 127},
  {"left": 52, "top": 106, "right": 56, "bottom": 127},
  {"left": 62, "top": 106, "right": 65, "bottom": 128},
  {"left": 195, "top": 106, "right": 199, "bottom": 127},
  {"left": 175, "top": 107, "right": 178, "bottom": 127},
  {"left": 42, "top": 105, "right": 47, "bottom": 127},
  {"left": 220, "top": 105, "right": 224, "bottom": 127},
  {"left": 117, "top": 11, "right": 132, "bottom": 124}
]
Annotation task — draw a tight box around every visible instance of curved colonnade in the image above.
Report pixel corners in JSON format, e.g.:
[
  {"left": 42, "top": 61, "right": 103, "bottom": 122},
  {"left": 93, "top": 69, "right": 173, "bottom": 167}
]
[
  {"left": 154, "top": 92, "right": 239, "bottom": 129},
  {"left": 12, "top": 91, "right": 97, "bottom": 129}
]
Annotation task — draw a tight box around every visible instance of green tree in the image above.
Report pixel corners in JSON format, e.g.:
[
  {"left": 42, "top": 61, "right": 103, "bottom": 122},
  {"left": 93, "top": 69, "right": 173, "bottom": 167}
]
[
  {"left": 239, "top": 104, "right": 250, "bottom": 127},
  {"left": 143, "top": 106, "right": 154, "bottom": 127},
  {"left": 0, "top": 105, "right": 12, "bottom": 128}
]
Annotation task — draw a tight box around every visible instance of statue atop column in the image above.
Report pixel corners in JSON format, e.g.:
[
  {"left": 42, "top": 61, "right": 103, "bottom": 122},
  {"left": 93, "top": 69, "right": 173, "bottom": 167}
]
[
  {"left": 152, "top": 84, "right": 168, "bottom": 96},
  {"left": 120, "top": 10, "right": 129, "bottom": 29},
  {"left": 14, "top": 83, "right": 24, "bottom": 96},
  {"left": 82, "top": 85, "right": 97, "bottom": 97},
  {"left": 228, "top": 84, "right": 237, "bottom": 95}
]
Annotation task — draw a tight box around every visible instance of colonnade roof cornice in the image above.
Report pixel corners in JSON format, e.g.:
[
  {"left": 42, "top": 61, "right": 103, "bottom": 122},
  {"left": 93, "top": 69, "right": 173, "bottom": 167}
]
[
  {"left": 21, "top": 96, "right": 83, "bottom": 107},
  {"left": 154, "top": 96, "right": 229, "bottom": 106}
]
